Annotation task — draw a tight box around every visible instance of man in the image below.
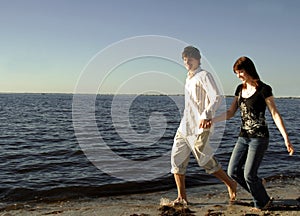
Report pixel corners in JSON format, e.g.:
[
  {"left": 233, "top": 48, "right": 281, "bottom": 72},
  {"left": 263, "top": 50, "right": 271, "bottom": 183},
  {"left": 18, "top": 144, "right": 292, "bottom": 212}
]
[{"left": 171, "top": 46, "right": 236, "bottom": 205}]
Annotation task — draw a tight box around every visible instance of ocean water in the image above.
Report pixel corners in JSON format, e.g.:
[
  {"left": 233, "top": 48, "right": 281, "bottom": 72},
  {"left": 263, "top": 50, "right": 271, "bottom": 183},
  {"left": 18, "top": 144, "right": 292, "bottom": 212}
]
[{"left": 0, "top": 93, "right": 299, "bottom": 203}]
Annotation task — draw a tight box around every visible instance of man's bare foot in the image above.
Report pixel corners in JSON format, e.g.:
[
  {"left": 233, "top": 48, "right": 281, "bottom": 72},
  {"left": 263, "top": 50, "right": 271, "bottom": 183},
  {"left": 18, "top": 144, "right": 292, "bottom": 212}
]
[
  {"left": 228, "top": 180, "right": 237, "bottom": 201},
  {"left": 172, "top": 197, "right": 188, "bottom": 207}
]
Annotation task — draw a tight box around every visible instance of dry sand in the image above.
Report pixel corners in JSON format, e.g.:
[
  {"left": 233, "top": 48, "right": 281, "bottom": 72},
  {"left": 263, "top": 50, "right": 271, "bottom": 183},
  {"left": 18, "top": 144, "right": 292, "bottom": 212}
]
[{"left": 1, "top": 177, "right": 299, "bottom": 216}]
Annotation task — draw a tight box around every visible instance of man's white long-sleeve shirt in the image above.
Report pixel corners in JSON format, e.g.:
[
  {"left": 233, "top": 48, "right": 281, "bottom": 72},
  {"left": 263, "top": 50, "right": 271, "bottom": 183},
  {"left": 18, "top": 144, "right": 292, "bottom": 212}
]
[{"left": 178, "top": 67, "right": 222, "bottom": 136}]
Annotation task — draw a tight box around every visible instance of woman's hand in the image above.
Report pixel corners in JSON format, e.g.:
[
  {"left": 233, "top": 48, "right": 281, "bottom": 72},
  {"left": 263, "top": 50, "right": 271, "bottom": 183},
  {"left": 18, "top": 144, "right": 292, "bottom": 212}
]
[{"left": 285, "top": 140, "right": 295, "bottom": 156}]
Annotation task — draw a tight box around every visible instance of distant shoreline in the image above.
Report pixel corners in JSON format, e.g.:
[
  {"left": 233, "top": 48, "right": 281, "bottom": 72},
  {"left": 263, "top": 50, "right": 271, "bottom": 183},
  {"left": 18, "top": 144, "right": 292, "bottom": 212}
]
[{"left": 0, "top": 92, "right": 299, "bottom": 99}]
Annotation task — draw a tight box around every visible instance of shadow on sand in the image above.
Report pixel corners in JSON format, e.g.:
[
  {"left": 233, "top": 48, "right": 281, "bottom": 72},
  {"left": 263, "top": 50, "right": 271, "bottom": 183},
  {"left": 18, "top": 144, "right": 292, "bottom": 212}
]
[
  {"left": 158, "top": 198, "right": 299, "bottom": 216},
  {"left": 232, "top": 198, "right": 300, "bottom": 211},
  {"left": 159, "top": 204, "right": 196, "bottom": 216}
]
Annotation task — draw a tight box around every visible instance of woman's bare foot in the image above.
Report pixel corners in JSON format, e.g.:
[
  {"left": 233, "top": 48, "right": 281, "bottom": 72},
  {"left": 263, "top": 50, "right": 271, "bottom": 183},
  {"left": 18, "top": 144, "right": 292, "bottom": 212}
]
[
  {"left": 250, "top": 197, "right": 273, "bottom": 211},
  {"left": 262, "top": 178, "right": 266, "bottom": 186},
  {"left": 250, "top": 207, "right": 262, "bottom": 212},
  {"left": 228, "top": 180, "right": 237, "bottom": 201}
]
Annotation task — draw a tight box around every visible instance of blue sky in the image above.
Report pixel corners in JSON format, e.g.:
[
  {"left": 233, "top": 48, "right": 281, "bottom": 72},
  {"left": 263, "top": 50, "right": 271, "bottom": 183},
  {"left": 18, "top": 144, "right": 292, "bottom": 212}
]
[{"left": 1, "top": 0, "right": 299, "bottom": 96}]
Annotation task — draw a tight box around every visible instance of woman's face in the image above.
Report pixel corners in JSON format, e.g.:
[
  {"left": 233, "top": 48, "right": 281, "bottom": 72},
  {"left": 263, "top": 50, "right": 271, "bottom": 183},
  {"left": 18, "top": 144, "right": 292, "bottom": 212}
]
[
  {"left": 235, "top": 69, "right": 251, "bottom": 82},
  {"left": 183, "top": 57, "right": 200, "bottom": 71}
]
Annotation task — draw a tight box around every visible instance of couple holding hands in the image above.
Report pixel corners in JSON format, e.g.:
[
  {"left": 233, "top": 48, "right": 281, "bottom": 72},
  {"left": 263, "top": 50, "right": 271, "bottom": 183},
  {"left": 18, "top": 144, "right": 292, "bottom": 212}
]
[{"left": 170, "top": 46, "right": 294, "bottom": 211}]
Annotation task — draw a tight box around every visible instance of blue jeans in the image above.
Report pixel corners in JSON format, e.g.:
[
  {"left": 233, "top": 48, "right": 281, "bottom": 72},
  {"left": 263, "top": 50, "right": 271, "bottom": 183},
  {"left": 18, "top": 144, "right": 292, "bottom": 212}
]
[{"left": 227, "top": 137, "right": 270, "bottom": 209}]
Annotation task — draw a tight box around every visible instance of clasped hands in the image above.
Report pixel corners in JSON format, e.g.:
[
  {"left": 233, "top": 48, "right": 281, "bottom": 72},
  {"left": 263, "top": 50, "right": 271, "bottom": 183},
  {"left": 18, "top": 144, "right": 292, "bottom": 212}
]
[{"left": 199, "top": 119, "right": 212, "bottom": 129}]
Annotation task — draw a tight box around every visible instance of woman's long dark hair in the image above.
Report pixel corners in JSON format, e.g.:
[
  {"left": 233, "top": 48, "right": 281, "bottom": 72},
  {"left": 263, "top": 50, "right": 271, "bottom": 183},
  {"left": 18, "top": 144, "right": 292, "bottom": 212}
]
[{"left": 233, "top": 56, "right": 260, "bottom": 88}]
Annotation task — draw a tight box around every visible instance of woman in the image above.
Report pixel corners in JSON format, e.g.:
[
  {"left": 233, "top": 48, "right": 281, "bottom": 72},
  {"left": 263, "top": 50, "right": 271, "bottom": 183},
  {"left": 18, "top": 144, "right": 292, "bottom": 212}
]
[{"left": 212, "top": 56, "right": 294, "bottom": 210}]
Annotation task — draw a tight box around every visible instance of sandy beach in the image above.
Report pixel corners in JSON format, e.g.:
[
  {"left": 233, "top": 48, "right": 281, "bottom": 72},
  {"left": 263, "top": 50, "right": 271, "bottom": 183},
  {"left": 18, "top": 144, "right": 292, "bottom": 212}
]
[{"left": 1, "top": 177, "right": 299, "bottom": 216}]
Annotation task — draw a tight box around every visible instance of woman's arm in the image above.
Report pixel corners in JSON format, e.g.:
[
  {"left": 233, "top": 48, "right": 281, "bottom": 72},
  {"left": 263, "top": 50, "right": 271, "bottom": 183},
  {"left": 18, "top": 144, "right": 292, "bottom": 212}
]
[
  {"left": 265, "top": 96, "right": 295, "bottom": 155},
  {"left": 212, "top": 96, "right": 239, "bottom": 123}
]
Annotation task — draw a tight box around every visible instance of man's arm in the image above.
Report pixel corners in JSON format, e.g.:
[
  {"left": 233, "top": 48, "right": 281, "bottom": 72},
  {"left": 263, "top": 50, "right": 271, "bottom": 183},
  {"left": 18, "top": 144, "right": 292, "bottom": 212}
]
[{"left": 200, "top": 72, "right": 222, "bottom": 120}]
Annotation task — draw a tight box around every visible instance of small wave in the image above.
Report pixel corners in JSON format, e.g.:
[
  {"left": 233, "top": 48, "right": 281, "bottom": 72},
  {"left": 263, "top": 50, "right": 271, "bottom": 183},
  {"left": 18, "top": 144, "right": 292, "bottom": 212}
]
[{"left": 0, "top": 177, "right": 174, "bottom": 203}]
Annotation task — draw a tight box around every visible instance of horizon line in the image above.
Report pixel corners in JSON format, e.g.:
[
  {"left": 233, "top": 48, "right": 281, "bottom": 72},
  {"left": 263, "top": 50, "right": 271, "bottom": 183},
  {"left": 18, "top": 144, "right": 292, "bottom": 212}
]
[{"left": 0, "top": 92, "right": 299, "bottom": 99}]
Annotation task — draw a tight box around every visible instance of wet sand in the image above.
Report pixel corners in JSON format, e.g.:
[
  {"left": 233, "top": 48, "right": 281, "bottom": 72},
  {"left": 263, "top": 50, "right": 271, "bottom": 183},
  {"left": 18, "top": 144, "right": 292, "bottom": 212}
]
[{"left": 1, "top": 177, "right": 299, "bottom": 216}]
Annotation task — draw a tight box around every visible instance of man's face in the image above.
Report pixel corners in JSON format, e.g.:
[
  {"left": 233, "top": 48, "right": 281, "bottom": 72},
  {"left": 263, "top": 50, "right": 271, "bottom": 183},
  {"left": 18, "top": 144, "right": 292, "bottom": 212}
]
[{"left": 183, "top": 57, "right": 199, "bottom": 71}]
